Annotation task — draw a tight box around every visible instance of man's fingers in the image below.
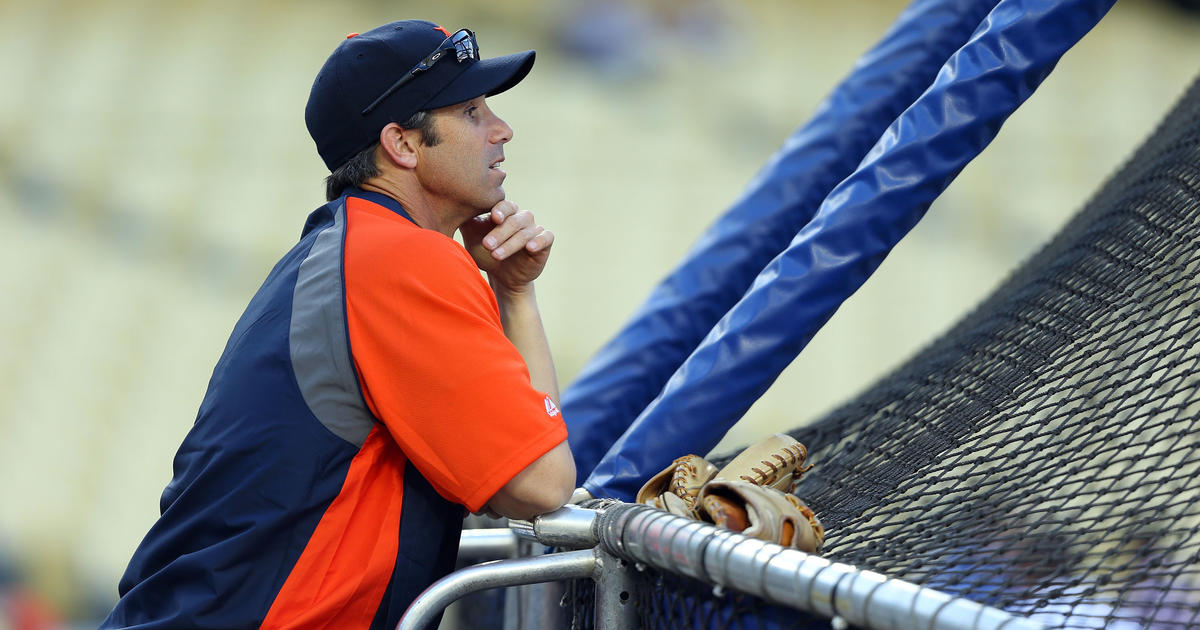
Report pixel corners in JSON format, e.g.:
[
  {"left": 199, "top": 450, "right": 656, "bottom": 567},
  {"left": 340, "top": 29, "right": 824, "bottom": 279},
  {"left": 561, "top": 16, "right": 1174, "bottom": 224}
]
[
  {"left": 525, "top": 228, "right": 554, "bottom": 253},
  {"left": 490, "top": 200, "right": 519, "bottom": 225},
  {"left": 491, "top": 224, "right": 543, "bottom": 260},
  {"left": 484, "top": 210, "right": 536, "bottom": 256}
]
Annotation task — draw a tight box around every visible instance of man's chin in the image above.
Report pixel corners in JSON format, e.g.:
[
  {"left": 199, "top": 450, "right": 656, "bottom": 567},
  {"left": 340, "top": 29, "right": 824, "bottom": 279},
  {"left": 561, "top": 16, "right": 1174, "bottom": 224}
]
[{"left": 482, "top": 189, "right": 505, "bottom": 210}]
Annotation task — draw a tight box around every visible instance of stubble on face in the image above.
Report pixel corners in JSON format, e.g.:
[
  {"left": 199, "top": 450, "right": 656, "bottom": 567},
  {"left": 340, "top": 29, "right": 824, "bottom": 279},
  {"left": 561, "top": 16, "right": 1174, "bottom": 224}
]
[{"left": 415, "top": 98, "right": 510, "bottom": 228}]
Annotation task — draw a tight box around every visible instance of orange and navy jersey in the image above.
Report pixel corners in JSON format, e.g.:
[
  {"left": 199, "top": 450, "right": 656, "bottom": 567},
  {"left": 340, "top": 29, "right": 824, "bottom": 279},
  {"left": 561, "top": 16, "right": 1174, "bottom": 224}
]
[{"left": 102, "top": 189, "right": 567, "bottom": 629}]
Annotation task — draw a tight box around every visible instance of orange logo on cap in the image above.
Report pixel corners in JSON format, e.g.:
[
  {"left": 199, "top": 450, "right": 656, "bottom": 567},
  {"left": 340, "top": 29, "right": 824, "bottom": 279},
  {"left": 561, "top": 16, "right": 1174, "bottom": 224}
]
[{"left": 432, "top": 25, "right": 452, "bottom": 37}]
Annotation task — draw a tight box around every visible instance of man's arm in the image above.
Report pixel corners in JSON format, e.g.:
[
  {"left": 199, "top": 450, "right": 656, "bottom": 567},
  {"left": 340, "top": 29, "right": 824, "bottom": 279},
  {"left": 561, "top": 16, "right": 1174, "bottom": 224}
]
[
  {"left": 485, "top": 440, "right": 574, "bottom": 520},
  {"left": 460, "top": 201, "right": 576, "bottom": 520},
  {"left": 492, "top": 282, "right": 558, "bottom": 401}
]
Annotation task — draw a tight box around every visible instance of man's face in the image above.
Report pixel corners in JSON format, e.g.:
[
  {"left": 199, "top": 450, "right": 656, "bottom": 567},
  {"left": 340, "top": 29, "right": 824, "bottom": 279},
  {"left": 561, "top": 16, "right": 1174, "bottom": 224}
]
[{"left": 413, "top": 96, "right": 513, "bottom": 222}]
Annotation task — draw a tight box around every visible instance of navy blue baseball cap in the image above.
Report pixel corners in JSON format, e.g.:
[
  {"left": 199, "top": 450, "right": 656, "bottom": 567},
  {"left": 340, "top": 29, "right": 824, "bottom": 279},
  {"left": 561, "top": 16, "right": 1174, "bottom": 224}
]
[{"left": 305, "top": 20, "right": 535, "bottom": 171}]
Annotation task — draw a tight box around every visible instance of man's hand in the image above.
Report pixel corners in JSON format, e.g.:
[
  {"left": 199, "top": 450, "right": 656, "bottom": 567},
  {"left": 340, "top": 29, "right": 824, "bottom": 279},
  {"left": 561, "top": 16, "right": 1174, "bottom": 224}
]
[{"left": 459, "top": 200, "right": 553, "bottom": 291}]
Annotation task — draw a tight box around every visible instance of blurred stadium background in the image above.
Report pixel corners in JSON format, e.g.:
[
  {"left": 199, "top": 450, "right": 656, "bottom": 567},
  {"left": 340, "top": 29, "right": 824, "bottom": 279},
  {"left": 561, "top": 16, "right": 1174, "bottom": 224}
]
[{"left": 0, "top": 0, "right": 1197, "bottom": 626}]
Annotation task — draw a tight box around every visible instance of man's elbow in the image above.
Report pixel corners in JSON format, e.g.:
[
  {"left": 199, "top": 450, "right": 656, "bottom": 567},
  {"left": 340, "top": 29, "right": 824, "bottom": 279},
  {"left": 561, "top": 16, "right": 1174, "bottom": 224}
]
[
  {"left": 506, "top": 481, "right": 574, "bottom": 521},
  {"left": 489, "top": 440, "right": 575, "bottom": 520}
]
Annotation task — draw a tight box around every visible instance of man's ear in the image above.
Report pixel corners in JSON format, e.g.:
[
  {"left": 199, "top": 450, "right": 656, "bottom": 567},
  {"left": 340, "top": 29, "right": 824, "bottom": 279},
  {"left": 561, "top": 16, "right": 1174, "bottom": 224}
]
[{"left": 378, "top": 122, "right": 419, "bottom": 169}]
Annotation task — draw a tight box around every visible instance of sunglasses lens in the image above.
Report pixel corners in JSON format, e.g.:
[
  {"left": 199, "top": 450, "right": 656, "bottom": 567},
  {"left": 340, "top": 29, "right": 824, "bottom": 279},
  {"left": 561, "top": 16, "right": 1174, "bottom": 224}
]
[{"left": 451, "top": 30, "right": 478, "bottom": 62}]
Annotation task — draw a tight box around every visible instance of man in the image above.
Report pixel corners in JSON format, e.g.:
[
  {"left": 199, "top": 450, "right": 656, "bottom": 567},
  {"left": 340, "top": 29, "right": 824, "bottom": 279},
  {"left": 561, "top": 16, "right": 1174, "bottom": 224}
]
[{"left": 102, "top": 19, "right": 574, "bottom": 629}]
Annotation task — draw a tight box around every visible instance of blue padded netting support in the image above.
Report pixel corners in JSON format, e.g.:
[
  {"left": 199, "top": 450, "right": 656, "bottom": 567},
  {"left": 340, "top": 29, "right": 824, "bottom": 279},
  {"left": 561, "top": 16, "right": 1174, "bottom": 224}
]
[
  {"left": 585, "top": 0, "right": 1117, "bottom": 501},
  {"left": 561, "top": 0, "right": 999, "bottom": 485}
]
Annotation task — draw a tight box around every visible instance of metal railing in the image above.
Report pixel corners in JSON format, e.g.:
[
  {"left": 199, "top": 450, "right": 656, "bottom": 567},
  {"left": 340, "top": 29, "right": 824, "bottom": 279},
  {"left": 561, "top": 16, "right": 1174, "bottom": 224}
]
[{"left": 398, "top": 501, "right": 1048, "bottom": 630}]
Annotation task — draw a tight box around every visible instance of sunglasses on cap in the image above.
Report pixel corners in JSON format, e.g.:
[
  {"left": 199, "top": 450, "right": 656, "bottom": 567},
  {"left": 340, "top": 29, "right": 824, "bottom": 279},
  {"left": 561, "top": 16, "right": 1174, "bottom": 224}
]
[{"left": 361, "top": 28, "right": 479, "bottom": 116}]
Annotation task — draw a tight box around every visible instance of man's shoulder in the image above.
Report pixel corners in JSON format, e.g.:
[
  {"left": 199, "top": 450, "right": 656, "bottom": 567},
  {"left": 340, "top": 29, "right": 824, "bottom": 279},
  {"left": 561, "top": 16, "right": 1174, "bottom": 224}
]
[
  {"left": 343, "top": 201, "right": 479, "bottom": 281},
  {"left": 346, "top": 197, "right": 442, "bottom": 243}
]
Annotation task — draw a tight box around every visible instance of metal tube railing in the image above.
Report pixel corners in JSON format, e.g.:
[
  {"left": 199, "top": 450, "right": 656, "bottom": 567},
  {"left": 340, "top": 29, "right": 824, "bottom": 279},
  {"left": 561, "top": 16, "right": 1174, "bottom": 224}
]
[
  {"left": 397, "top": 549, "right": 596, "bottom": 630},
  {"left": 596, "top": 503, "right": 1048, "bottom": 630},
  {"left": 457, "top": 528, "right": 518, "bottom": 561},
  {"left": 406, "top": 501, "right": 1049, "bottom": 630},
  {"left": 509, "top": 502, "right": 600, "bottom": 548}
]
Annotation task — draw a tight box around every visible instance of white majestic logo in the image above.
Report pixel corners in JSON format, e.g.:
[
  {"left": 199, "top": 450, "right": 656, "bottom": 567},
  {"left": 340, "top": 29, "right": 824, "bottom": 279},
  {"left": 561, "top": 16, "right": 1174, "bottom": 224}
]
[{"left": 544, "top": 396, "right": 560, "bottom": 417}]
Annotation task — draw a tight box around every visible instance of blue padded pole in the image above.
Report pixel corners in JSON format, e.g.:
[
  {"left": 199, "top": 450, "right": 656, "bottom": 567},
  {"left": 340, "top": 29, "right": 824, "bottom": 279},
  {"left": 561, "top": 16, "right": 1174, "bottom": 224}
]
[
  {"left": 562, "top": 0, "right": 999, "bottom": 485},
  {"left": 585, "top": 0, "right": 1116, "bottom": 501}
]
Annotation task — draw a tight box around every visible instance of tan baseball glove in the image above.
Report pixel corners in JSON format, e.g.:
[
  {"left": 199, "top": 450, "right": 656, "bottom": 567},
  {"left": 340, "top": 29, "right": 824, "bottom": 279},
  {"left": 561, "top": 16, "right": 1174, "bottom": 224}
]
[
  {"left": 711, "top": 433, "right": 812, "bottom": 492},
  {"left": 636, "top": 454, "right": 717, "bottom": 518},
  {"left": 635, "top": 433, "right": 823, "bottom": 552},
  {"left": 698, "top": 479, "right": 824, "bottom": 553}
]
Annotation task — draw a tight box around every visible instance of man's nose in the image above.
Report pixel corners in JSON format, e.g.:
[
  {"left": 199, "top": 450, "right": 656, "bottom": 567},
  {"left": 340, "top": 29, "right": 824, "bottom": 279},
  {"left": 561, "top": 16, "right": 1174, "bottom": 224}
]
[{"left": 491, "top": 116, "right": 513, "bottom": 144}]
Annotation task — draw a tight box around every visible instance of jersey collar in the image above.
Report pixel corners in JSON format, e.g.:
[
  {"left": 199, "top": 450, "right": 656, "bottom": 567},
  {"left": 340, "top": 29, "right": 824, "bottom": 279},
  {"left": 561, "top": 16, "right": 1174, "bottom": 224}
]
[{"left": 345, "top": 187, "right": 416, "bottom": 225}]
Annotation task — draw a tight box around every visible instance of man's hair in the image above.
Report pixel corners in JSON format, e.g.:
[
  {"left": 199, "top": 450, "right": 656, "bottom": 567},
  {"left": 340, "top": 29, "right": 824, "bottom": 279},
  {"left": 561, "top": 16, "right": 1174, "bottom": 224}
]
[{"left": 324, "top": 110, "right": 440, "bottom": 201}]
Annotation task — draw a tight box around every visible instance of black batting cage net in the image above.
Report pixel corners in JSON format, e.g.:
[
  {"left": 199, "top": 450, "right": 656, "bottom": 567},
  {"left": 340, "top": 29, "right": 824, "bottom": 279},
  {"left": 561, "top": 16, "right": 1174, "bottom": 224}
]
[{"left": 561, "top": 72, "right": 1200, "bottom": 629}]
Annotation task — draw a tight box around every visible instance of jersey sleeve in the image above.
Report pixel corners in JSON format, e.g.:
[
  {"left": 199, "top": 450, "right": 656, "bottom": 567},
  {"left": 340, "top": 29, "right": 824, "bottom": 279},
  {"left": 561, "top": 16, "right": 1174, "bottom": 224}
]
[{"left": 343, "top": 206, "right": 567, "bottom": 512}]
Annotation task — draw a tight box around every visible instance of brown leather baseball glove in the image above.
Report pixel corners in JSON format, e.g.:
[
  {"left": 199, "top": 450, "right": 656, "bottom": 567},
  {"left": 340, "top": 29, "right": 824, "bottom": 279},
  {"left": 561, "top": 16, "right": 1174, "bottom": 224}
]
[
  {"left": 635, "top": 433, "right": 823, "bottom": 552},
  {"left": 635, "top": 454, "right": 717, "bottom": 518},
  {"left": 711, "top": 433, "right": 812, "bottom": 492},
  {"left": 697, "top": 479, "right": 824, "bottom": 553}
]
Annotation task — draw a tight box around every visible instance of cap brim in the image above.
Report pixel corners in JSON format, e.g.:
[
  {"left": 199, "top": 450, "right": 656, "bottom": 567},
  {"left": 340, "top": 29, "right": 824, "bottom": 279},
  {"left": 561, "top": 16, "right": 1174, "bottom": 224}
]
[{"left": 424, "top": 50, "right": 536, "bottom": 110}]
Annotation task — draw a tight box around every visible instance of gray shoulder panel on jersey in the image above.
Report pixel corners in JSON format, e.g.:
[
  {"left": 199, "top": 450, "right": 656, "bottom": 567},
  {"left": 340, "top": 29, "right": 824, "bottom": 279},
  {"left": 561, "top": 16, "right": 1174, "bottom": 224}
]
[{"left": 290, "top": 201, "right": 375, "bottom": 447}]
